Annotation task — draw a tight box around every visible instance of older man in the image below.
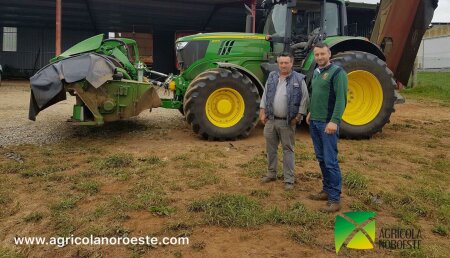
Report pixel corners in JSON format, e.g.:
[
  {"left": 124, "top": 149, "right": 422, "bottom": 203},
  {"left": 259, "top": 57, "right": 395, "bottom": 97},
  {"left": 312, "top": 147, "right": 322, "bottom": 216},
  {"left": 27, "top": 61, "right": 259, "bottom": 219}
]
[{"left": 259, "top": 53, "right": 309, "bottom": 190}]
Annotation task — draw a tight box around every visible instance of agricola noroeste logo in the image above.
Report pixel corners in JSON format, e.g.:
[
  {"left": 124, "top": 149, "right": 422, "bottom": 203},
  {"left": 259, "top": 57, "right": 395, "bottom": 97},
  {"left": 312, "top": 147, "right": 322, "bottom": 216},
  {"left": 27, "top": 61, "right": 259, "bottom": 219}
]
[{"left": 334, "top": 211, "right": 376, "bottom": 253}]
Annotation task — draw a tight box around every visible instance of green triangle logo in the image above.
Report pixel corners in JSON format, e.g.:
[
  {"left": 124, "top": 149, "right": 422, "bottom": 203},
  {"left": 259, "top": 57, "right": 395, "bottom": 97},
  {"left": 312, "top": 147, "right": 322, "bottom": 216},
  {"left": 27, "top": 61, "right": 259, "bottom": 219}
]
[{"left": 334, "top": 212, "right": 376, "bottom": 253}]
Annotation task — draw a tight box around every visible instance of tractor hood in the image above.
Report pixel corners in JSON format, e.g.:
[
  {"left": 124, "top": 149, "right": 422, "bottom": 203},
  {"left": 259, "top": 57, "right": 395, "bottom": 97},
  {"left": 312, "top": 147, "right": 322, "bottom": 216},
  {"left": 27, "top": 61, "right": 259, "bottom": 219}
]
[
  {"left": 51, "top": 34, "right": 104, "bottom": 63},
  {"left": 175, "top": 32, "right": 270, "bottom": 73},
  {"left": 176, "top": 32, "right": 266, "bottom": 42}
]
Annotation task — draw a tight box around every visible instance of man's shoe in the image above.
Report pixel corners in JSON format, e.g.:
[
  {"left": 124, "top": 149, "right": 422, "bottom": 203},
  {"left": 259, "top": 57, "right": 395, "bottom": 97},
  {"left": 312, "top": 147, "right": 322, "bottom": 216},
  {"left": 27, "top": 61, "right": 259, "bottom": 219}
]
[
  {"left": 308, "top": 191, "right": 329, "bottom": 201},
  {"left": 319, "top": 201, "right": 341, "bottom": 213},
  {"left": 261, "top": 176, "right": 276, "bottom": 183},
  {"left": 284, "top": 183, "right": 294, "bottom": 191}
]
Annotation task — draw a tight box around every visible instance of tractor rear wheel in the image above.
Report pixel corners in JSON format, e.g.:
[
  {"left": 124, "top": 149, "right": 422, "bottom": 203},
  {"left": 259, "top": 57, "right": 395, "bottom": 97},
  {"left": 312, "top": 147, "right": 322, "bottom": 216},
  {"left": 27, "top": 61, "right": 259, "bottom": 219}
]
[
  {"left": 331, "top": 51, "right": 396, "bottom": 139},
  {"left": 183, "top": 68, "right": 260, "bottom": 140}
]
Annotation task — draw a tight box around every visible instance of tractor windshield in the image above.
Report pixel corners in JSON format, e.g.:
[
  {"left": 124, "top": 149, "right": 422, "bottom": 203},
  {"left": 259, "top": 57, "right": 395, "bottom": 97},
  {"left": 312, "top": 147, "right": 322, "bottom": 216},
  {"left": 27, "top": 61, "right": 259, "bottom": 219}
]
[
  {"left": 263, "top": 1, "right": 341, "bottom": 40},
  {"left": 263, "top": 4, "right": 288, "bottom": 52},
  {"left": 263, "top": 4, "right": 287, "bottom": 37},
  {"left": 293, "top": 1, "right": 340, "bottom": 37}
]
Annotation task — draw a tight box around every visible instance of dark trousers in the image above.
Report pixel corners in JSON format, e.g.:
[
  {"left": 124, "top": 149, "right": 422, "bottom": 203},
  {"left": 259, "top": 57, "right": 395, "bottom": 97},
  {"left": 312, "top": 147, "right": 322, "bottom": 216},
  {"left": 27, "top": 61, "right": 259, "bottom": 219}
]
[{"left": 309, "top": 120, "right": 342, "bottom": 202}]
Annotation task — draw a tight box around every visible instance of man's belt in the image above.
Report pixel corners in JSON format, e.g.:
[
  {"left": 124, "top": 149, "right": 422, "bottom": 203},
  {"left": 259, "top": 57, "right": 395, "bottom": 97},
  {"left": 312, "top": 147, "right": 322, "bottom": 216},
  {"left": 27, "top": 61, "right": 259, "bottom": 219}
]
[{"left": 274, "top": 116, "right": 286, "bottom": 120}]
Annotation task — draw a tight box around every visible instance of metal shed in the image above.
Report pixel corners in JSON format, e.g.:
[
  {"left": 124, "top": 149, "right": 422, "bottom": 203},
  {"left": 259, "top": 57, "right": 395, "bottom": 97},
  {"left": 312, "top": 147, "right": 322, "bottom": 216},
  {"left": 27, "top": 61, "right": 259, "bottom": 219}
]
[{"left": 0, "top": 0, "right": 377, "bottom": 78}]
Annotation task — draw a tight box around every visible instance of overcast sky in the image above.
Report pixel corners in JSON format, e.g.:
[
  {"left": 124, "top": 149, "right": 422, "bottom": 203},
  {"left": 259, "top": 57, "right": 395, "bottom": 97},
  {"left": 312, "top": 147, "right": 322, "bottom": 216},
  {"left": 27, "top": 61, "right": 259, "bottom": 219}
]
[{"left": 350, "top": 0, "right": 449, "bottom": 22}]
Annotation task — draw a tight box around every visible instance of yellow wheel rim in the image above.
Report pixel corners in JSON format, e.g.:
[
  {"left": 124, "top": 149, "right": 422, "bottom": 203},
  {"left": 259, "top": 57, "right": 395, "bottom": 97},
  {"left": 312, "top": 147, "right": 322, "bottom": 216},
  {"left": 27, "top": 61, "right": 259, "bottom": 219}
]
[
  {"left": 342, "top": 70, "right": 383, "bottom": 126},
  {"left": 205, "top": 88, "right": 245, "bottom": 128}
]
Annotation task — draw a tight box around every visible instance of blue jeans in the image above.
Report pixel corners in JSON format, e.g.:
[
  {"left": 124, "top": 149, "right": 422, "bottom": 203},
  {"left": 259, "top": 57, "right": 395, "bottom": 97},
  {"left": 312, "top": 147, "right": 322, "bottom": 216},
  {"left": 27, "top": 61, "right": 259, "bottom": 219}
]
[{"left": 309, "top": 120, "right": 342, "bottom": 202}]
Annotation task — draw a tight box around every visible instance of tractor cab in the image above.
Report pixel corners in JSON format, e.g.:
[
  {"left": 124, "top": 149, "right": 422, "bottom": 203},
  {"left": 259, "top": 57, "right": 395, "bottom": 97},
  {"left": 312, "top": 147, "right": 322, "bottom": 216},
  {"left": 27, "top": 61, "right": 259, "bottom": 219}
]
[{"left": 262, "top": 0, "right": 347, "bottom": 65}]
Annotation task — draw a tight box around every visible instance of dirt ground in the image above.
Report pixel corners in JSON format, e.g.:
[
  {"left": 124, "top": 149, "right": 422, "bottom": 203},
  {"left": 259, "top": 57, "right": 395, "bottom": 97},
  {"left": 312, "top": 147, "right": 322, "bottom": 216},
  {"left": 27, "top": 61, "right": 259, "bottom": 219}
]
[{"left": 0, "top": 80, "right": 449, "bottom": 258}]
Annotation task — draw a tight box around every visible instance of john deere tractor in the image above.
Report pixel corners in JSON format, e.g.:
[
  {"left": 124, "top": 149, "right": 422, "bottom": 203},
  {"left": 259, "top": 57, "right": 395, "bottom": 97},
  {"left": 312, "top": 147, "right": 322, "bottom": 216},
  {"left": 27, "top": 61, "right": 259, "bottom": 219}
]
[
  {"left": 31, "top": 0, "right": 436, "bottom": 141},
  {"left": 173, "top": 0, "right": 401, "bottom": 140}
]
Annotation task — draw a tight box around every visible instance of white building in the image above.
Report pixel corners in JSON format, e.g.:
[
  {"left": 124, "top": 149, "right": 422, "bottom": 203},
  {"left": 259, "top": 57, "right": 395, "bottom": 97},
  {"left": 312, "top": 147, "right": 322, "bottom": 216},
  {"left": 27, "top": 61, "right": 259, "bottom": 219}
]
[{"left": 417, "top": 23, "right": 450, "bottom": 70}]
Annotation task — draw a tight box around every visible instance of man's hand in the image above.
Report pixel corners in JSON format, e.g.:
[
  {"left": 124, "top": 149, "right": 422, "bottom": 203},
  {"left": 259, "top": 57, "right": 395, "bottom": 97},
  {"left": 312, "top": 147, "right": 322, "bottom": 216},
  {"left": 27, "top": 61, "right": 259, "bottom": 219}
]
[
  {"left": 325, "top": 122, "right": 338, "bottom": 134},
  {"left": 291, "top": 114, "right": 302, "bottom": 126},
  {"left": 260, "top": 109, "right": 268, "bottom": 125},
  {"left": 306, "top": 112, "right": 311, "bottom": 125}
]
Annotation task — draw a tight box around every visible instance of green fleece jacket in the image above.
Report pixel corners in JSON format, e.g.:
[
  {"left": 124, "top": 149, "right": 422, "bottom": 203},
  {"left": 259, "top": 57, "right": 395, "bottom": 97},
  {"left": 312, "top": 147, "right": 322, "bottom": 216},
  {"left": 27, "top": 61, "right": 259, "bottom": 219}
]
[{"left": 310, "top": 64, "right": 348, "bottom": 124}]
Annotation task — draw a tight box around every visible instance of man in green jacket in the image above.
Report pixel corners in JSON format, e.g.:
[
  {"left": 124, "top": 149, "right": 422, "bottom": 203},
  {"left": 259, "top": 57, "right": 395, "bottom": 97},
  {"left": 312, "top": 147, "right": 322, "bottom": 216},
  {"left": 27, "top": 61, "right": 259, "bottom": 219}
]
[{"left": 306, "top": 43, "right": 348, "bottom": 213}]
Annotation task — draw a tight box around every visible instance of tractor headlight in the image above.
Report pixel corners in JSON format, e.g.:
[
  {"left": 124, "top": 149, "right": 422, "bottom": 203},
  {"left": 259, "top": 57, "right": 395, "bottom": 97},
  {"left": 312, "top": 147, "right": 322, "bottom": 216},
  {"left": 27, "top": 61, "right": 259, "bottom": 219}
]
[
  {"left": 176, "top": 42, "right": 188, "bottom": 51},
  {"left": 168, "top": 80, "right": 176, "bottom": 91}
]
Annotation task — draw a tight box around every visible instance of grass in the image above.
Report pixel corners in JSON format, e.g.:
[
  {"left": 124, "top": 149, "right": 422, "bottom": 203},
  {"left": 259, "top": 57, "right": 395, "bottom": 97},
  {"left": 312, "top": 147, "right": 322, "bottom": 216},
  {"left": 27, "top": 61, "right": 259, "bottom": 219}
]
[
  {"left": 185, "top": 170, "right": 220, "bottom": 189},
  {"left": 238, "top": 153, "right": 267, "bottom": 178},
  {"left": 73, "top": 180, "right": 101, "bottom": 194},
  {"left": 432, "top": 224, "right": 448, "bottom": 236},
  {"left": 148, "top": 205, "right": 176, "bottom": 216},
  {"left": 403, "top": 72, "right": 450, "bottom": 103},
  {"left": 296, "top": 143, "right": 316, "bottom": 162},
  {"left": 0, "top": 248, "right": 24, "bottom": 258},
  {"left": 437, "top": 205, "right": 450, "bottom": 224},
  {"left": 133, "top": 187, "right": 167, "bottom": 210},
  {"left": 98, "top": 153, "right": 134, "bottom": 169},
  {"left": 50, "top": 196, "right": 80, "bottom": 211},
  {"left": 189, "top": 194, "right": 330, "bottom": 230},
  {"left": 52, "top": 211, "right": 76, "bottom": 236},
  {"left": 0, "top": 191, "right": 11, "bottom": 205},
  {"left": 265, "top": 202, "right": 331, "bottom": 228},
  {"left": 138, "top": 155, "right": 162, "bottom": 165},
  {"left": 162, "top": 222, "right": 193, "bottom": 237},
  {"left": 250, "top": 189, "right": 270, "bottom": 199},
  {"left": 81, "top": 224, "right": 129, "bottom": 238},
  {"left": 342, "top": 170, "right": 368, "bottom": 192},
  {"left": 23, "top": 212, "right": 44, "bottom": 223},
  {"left": 114, "top": 180, "right": 177, "bottom": 216},
  {"left": 414, "top": 186, "right": 450, "bottom": 206},
  {"left": 288, "top": 228, "right": 316, "bottom": 245},
  {"left": 379, "top": 189, "right": 433, "bottom": 225},
  {"left": 188, "top": 193, "right": 264, "bottom": 227}
]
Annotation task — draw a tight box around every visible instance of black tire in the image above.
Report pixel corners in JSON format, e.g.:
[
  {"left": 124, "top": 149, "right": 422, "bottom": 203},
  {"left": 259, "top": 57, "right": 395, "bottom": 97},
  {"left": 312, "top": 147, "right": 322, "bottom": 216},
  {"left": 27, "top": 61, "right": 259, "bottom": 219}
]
[
  {"left": 183, "top": 68, "right": 260, "bottom": 140},
  {"left": 331, "top": 51, "right": 396, "bottom": 139}
]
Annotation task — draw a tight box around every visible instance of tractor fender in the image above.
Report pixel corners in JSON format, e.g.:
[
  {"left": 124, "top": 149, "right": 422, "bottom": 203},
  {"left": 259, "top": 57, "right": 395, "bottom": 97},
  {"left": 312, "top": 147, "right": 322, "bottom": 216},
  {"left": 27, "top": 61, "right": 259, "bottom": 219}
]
[
  {"left": 328, "top": 38, "right": 386, "bottom": 61},
  {"left": 214, "top": 62, "right": 265, "bottom": 96}
]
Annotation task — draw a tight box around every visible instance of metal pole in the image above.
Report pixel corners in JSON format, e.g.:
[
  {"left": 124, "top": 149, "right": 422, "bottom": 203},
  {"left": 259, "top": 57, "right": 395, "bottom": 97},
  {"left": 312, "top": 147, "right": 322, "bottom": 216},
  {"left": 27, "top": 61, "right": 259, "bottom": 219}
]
[
  {"left": 412, "top": 58, "right": 417, "bottom": 88},
  {"left": 56, "top": 0, "right": 61, "bottom": 56},
  {"left": 251, "top": 0, "right": 256, "bottom": 33},
  {"left": 422, "top": 39, "right": 425, "bottom": 71}
]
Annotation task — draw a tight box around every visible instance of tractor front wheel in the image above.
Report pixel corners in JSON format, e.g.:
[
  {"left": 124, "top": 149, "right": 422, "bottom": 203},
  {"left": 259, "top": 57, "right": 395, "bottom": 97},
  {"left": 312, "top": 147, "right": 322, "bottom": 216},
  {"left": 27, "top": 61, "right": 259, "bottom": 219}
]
[
  {"left": 331, "top": 51, "right": 396, "bottom": 139},
  {"left": 183, "top": 68, "right": 260, "bottom": 140}
]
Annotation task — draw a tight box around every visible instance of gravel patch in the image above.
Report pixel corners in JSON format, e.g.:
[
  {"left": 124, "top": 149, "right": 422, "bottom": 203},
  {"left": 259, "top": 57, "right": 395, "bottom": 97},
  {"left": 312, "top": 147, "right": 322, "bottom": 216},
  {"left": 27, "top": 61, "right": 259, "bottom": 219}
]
[{"left": 0, "top": 81, "right": 187, "bottom": 146}]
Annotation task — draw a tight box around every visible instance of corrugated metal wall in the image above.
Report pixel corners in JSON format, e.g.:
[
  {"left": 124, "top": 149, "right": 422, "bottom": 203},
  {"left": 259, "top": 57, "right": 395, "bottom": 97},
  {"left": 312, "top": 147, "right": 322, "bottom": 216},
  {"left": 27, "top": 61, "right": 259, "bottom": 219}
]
[{"left": 0, "top": 27, "right": 95, "bottom": 78}]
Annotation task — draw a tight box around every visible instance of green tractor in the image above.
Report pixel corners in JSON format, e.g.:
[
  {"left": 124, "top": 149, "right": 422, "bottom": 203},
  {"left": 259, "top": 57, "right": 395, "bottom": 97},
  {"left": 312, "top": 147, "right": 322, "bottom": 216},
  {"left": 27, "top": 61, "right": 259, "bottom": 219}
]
[
  {"left": 31, "top": 0, "right": 426, "bottom": 141},
  {"left": 173, "top": 0, "right": 398, "bottom": 140}
]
